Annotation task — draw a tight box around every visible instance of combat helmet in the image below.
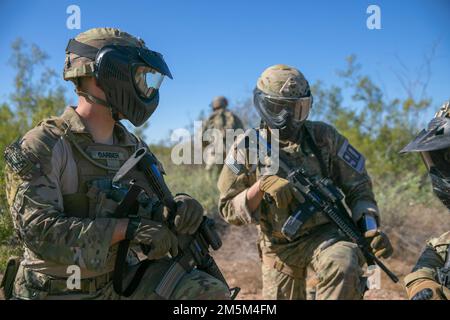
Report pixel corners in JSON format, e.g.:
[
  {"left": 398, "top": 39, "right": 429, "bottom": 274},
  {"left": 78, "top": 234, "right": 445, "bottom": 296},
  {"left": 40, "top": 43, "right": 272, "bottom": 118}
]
[
  {"left": 211, "top": 96, "right": 228, "bottom": 110},
  {"left": 401, "top": 101, "right": 450, "bottom": 210},
  {"left": 253, "top": 64, "right": 313, "bottom": 131},
  {"left": 64, "top": 27, "right": 172, "bottom": 127}
]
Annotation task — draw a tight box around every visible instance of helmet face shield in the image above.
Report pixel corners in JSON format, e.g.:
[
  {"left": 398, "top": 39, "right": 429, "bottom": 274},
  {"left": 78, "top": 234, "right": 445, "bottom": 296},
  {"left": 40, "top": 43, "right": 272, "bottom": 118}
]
[
  {"left": 420, "top": 148, "right": 450, "bottom": 178},
  {"left": 400, "top": 112, "right": 450, "bottom": 212},
  {"left": 133, "top": 65, "right": 165, "bottom": 99},
  {"left": 419, "top": 145, "right": 450, "bottom": 211},
  {"left": 64, "top": 39, "right": 172, "bottom": 127},
  {"left": 264, "top": 96, "right": 312, "bottom": 122},
  {"left": 254, "top": 88, "right": 312, "bottom": 129}
]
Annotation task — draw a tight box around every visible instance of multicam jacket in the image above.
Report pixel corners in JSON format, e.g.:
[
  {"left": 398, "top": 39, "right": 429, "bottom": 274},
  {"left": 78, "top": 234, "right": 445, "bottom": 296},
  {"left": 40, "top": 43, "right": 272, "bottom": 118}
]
[
  {"left": 217, "top": 121, "right": 379, "bottom": 266},
  {"left": 404, "top": 231, "right": 450, "bottom": 296},
  {"left": 4, "top": 107, "right": 163, "bottom": 282}
]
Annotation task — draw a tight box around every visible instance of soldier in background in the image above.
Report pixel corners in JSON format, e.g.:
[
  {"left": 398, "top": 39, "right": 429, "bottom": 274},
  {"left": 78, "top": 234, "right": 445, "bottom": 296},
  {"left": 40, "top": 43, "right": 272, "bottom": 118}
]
[
  {"left": 203, "top": 96, "right": 244, "bottom": 175},
  {"left": 217, "top": 64, "right": 393, "bottom": 300},
  {"left": 400, "top": 101, "right": 450, "bottom": 300},
  {"left": 1, "top": 28, "right": 230, "bottom": 300}
]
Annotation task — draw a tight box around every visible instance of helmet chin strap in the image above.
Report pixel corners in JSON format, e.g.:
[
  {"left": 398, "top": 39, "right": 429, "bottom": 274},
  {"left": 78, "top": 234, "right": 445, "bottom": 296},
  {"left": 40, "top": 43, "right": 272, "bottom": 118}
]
[{"left": 76, "top": 90, "right": 120, "bottom": 121}]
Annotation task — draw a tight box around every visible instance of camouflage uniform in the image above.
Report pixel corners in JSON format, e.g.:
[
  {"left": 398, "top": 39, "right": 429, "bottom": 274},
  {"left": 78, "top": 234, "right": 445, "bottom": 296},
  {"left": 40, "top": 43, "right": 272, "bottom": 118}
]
[
  {"left": 404, "top": 231, "right": 450, "bottom": 299},
  {"left": 400, "top": 102, "right": 450, "bottom": 300},
  {"left": 203, "top": 105, "right": 244, "bottom": 174},
  {"left": 218, "top": 123, "right": 379, "bottom": 300},
  {"left": 5, "top": 107, "right": 229, "bottom": 300}
]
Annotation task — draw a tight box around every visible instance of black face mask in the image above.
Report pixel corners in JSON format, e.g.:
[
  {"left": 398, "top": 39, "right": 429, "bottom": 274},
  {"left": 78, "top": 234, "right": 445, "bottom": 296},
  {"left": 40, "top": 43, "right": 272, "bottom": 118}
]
[
  {"left": 66, "top": 39, "right": 173, "bottom": 127},
  {"left": 277, "top": 120, "right": 302, "bottom": 141},
  {"left": 429, "top": 167, "right": 450, "bottom": 211}
]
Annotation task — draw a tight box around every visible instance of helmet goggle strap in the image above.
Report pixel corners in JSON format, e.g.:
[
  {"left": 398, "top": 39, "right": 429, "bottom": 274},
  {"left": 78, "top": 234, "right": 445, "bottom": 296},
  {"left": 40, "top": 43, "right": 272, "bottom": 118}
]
[{"left": 75, "top": 89, "right": 120, "bottom": 120}]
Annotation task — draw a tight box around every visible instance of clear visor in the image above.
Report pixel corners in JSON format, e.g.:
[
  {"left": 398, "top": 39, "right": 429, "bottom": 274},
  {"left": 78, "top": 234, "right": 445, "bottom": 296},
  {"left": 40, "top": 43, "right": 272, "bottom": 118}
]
[
  {"left": 420, "top": 152, "right": 434, "bottom": 171},
  {"left": 264, "top": 95, "right": 312, "bottom": 122},
  {"left": 133, "top": 65, "right": 165, "bottom": 98},
  {"left": 420, "top": 149, "right": 450, "bottom": 178}
]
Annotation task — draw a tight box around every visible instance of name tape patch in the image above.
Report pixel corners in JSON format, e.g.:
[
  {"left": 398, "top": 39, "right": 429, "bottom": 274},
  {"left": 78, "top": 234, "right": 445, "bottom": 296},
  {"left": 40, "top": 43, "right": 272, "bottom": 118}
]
[
  {"left": 337, "top": 140, "right": 365, "bottom": 173},
  {"left": 90, "top": 151, "right": 126, "bottom": 160}
]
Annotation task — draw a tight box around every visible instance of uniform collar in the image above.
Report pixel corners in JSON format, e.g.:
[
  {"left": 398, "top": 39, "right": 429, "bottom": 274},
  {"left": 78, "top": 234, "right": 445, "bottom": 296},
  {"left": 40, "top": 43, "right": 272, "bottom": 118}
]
[
  {"left": 212, "top": 107, "right": 226, "bottom": 114},
  {"left": 61, "top": 106, "right": 139, "bottom": 146},
  {"left": 61, "top": 107, "right": 88, "bottom": 133}
]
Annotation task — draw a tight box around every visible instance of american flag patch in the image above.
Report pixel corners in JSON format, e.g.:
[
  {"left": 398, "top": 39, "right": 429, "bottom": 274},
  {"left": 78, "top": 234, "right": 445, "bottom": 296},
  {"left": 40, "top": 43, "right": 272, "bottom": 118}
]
[{"left": 224, "top": 153, "right": 245, "bottom": 175}]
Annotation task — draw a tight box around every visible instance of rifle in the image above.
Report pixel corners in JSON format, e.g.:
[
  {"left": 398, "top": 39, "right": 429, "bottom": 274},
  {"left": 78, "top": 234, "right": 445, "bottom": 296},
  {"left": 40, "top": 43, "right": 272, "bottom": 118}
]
[
  {"left": 112, "top": 147, "right": 239, "bottom": 299},
  {"left": 258, "top": 133, "right": 399, "bottom": 283}
]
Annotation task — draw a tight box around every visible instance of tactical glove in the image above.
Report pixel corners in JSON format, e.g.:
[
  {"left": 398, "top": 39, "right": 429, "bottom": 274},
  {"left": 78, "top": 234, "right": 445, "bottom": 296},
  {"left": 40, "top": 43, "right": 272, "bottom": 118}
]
[
  {"left": 364, "top": 229, "right": 393, "bottom": 259},
  {"left": 408, "top": 279, "right": 449, "bottom": 300},
  {"left": 126, "top": 218, "right": 178, "bottom": 259},
  {"left": 259, "top": 175, "right": 304, "bottom": 208},
  {"left": 172, "top": 194, "right": 204, "bottom": 235}
]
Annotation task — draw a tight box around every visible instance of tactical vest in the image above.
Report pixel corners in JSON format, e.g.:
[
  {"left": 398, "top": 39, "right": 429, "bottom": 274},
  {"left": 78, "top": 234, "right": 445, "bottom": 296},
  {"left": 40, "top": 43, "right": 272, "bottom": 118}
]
[
  {"left": 28, "top": 117, "right": 164, "bottom": 278},
  {"left": 256, "top": 127, "right": 332, "bottom": 243}
]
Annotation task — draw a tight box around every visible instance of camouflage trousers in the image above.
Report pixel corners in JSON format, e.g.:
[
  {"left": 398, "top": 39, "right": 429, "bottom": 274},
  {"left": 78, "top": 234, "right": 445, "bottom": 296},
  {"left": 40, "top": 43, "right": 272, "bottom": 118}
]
[
  {"left": 13, "top": 258, "right": 230, "bottom": 300},
  {"left": 260, "top": 224, "right": 366, "bottom": 300}
]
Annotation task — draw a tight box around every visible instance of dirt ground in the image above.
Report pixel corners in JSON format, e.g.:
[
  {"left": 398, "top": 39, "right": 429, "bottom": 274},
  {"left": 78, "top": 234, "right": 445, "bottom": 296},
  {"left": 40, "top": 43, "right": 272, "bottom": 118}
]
[
  {"left": 0, "top": 226, "right": 419, "bottom": 301},
  {"left": 212, "top": 224, "right": 409, "bottom": 300},
  {"left": 2, "top": 204, "right": 446, "bottom": 301}
]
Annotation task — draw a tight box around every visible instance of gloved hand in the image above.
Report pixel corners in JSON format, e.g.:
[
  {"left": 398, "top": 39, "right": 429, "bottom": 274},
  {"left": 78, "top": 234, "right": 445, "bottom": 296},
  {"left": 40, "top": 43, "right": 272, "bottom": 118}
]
[
  {"left": 364, "top": 229, "right": 393, "bottom": 259},
  {"left": 172, "top": 194, "right": 204, "bottom": 235},
  {"left": 259, "top": 175, "right": 304, "bottom": 208},
  {"left": 408, "top": 279, "right": 449, "bottom": 300},
  {"left": 127, "top": 218, "right": 178, "bottom": 260}
]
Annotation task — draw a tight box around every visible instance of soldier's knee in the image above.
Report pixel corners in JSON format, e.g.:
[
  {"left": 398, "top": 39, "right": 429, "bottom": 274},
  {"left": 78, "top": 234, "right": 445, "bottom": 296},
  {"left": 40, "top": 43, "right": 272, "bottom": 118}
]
[{"left": 319, "top": 242, "right": 363, "bottom": 283}]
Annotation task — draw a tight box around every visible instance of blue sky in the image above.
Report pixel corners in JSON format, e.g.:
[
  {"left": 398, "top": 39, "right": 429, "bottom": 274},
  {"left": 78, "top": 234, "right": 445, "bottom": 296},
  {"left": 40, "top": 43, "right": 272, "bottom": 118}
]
[{"left": 0, "top": 0, "right": 449, "bottom": 142}]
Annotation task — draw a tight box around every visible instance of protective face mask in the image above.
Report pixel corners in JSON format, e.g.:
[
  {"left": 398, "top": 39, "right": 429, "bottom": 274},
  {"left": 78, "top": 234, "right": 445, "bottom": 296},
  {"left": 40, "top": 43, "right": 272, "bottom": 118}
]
[{"left": 429, "top": 168, "right": 450, "bottom": 211}]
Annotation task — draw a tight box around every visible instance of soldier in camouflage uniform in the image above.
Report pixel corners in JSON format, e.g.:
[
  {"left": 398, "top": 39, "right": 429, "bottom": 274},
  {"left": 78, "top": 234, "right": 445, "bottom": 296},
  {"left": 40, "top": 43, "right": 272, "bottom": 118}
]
[
  {"left": 217, "top": 65, "right": 393, "bottom": 300},
  {"left": 1, "top": 28, "right": 230, "bottom": 300},
  {"left": 400, "top": 101, "right": 450, "bottom": 300},
  {"left": 203, "top": 96, "right": 244, "bottom": 174}
]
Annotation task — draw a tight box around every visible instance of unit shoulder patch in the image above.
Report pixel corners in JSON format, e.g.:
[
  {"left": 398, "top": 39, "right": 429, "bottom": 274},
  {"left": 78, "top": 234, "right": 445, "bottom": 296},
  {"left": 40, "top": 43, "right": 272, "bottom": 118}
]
[{"left": 337, "top": 140, "right": 365, "bottom": 173}]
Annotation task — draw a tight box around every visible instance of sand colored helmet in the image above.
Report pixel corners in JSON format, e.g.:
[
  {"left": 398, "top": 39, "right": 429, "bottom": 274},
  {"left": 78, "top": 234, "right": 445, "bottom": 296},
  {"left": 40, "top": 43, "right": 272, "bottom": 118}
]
[
  {"left": 254, "top": 64, "right": 312, "bottom": 130},
  {"left": 211, "top": 96, "right": 228, "bottom": 110}
]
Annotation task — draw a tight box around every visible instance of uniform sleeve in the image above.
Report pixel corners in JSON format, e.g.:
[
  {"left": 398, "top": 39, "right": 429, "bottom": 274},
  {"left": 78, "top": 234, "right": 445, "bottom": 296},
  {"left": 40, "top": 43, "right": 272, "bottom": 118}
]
[
  {"left": 217, "top": 136, "right": 258, "bottom": 225},
  {"left": 404, "top": 233, "right": 449, "bottom": 289},
  {"left": 325, "top": 125, "right": 379, "bottom": 222},
  {"left": 5, "top": 134, "right": 117, "bottom": 272}
]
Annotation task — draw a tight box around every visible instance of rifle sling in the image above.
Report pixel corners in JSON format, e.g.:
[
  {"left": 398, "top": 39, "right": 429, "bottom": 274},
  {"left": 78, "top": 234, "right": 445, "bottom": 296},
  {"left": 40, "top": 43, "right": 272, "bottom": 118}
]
[
  {"left": 303, "top": 126, "right": 329, "bottom": 178},
  {"left": 112, "top": 183, "right": 149, "bottom": 297}
]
